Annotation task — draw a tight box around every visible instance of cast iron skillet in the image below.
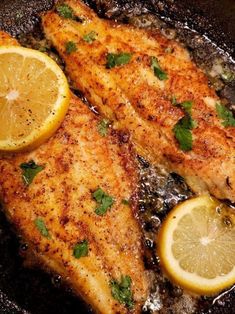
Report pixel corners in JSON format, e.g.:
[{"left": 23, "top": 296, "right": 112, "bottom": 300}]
[{"left": 0, "top": 1, "right": 235, "bottom": 313}]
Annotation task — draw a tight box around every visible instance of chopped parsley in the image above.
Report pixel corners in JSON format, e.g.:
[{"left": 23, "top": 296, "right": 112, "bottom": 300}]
[
  {"left": 20, "top": 160, "right": 44, "bottom": 186},
  {"left": 122, "top": 199, "right": 130, "bottom": 205},
  {"left": 110, "top": 275, "right": 134, "bottom": 308},
  {"left": 97, "top": 119, "right": 110, "bottom": 137},
  {"left": 173, "top": 116, "right": 193, "bottom": 151},
  {"left": 179, "top": 101, "right": 193, "bottom": 115},
  {"left": 73, "top": 240, "right": 89, "bottom": 259},
  {"left": 93, "top": 188, "right": 114, "bottom": 216},
  {"left": 171, "top": 95, "right": 177, "bottom": 105},
  {"left": 165, "top": 47, "right": 173, "bottom": 54},
  {"left": 56, "top": 4, "right": 74, "bottom": 19},
  {"left": 106, "top": 53, "right": 132, "bottom": 69},
  {"left": 173, "top": 101, "right": 196, "bottom": 151},
  {"left": 34, "top": 218, "right": 50, "bottom": 238},
  {"left": 65, "top": 41, "right": 77, "bottom": 54},
  {"left": 216, "top": 102, "right": 235, "bottom": 127},
  {"left": 221, "top": 71, "right": 234, "bottom": 83},
  {"left": 56, "top": 3, "right": 83, "bottom": 22},
  {"left": 83, "top": 31, "right": 97, "bottom": 43},
  {"left": 16, "top": 12, "right": 24, "bottom": 20},
  {"left": 151, "top": 56, "right": 168, "bottom": 81}
]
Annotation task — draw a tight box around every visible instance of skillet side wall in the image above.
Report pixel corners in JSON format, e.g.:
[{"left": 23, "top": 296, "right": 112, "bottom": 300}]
[{"left": 0, "top": 0, "right": 234, "bottom": 313}]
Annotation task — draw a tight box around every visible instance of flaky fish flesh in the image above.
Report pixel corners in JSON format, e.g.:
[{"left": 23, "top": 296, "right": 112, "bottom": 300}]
[
  {"left": 0, "top": 31, "right": 148, "bottom": 314},
  {"left": 43, "top": 0, "right": 235, "bottom": 202}
]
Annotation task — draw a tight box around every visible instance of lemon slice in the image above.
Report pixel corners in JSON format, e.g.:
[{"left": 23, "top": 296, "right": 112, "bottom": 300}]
[
  {"left": 0, "top": 46, "right": 70, "bottom": 151},
  {"left": 158, "top": 195, "right": 235, "bottom": 295}
]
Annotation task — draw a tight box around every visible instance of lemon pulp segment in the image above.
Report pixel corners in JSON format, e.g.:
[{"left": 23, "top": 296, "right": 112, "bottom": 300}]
[
  {"left": 158, "top": 195, "right": 235, "bottom": 295},
  {"left": 0, "top": 46, "right": 70, "bottom": 151}
]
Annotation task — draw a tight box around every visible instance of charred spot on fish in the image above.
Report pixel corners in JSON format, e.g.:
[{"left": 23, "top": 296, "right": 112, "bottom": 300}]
[
  {"left": 226, "top": 177, "right": 232, "bottom": 189},
  {"left": 137, "top": 155, "right": 150, "bottom": 168},
  {"left": 72, "top": 88, "right": 100, "bottom": 115},
  {"left": 223, "top": 216, "right": 233, "bottom": 228},
  {"left": 117, "top": 130, "right": 130, "bottom": 143},
  {"left": 147, "top": 115, "right": 156, "bottom": 121}
]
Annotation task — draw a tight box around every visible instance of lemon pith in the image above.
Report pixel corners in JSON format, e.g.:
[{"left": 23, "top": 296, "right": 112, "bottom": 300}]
[
  {"left": 0, "top": 46, "right": 70, "bottom": 152},
  {"left": 158, "top": 195, "right": 235, "bottom": 295}
]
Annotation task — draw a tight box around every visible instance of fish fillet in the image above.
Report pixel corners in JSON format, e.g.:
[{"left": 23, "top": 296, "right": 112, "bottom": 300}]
[
  {"left": 43, "top": 0, "right": 235, "bottom": 202},
  {"left": 0, "top": 32, "right": 149, "bottom": 314}
]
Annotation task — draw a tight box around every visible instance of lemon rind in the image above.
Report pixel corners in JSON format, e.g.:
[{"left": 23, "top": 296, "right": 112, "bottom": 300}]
[
  {"left": 0, "top": 46, "right": 70, "bottom": 152},
  {"left": 158, "top": 195, "right": 235, "bottom": 295}
]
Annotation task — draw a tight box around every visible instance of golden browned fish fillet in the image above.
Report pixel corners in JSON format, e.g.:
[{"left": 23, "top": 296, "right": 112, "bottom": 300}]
[
  {"left": 0, "top": 31, "right": 19, "bottom": 46},
  {"left": 43, "top": 0, "right": 235, "bottom": 202},
  {"left": 0, "top": 32, "right": 149, "bottom": 314}
]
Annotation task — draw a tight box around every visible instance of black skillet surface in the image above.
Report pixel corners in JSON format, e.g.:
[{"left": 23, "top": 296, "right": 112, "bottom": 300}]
[{"left": 0, "top": 1, "right": 235, "bottom": 313}]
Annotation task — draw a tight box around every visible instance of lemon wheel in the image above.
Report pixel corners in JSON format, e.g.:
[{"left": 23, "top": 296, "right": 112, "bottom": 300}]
[
  {"left": 0, "top": 46, "right": 70, "bottom": 152},
  {"left": 158, "top": 195, "right": 235, "bottom": 295}
]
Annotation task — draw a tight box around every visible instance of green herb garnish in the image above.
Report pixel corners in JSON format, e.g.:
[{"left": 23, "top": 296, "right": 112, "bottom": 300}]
[
  {"left": 122, "top": 199, "right": 130, "bottom": 205},
  {"left": 20, "top": 160, "right": 44, "bottom": 186},
  {"left": 173, "top": 101, "right": 196, "bottom": 151},
  {"left": 56, "top": 4, "right": 74, "bottom": 19},
  {"left": 56, "top": 4, "right": 83, "bottom": 22},
  {"left": 106, "top": 53, "right": 132, "bottom": 69},
  {"left": 151, "top": 56, "right": 168, "bottom": 81},
  {"left": 173, "top": 115, "right": 194, "bottom": 151},
  {"left": 221, "top": 71, "right": 234, "bottom": 83},
  {"left": 83, "top": 31, "right": 97, "bottom": 43},
  {"left": 216, "top": 102, "right": 235, "bottom": 127},
  {"left": 179, "top": 101, "right": 193, "bottom": 114},
  {"left": 65, "top": 41, "right": 77, "bottom": 54},
  {"left": 16, "top": 12, "right": 24, "bottom": 20},
  {"left": 110, "top": 275, "right": 134, "bottom": 308},
  {"left": 97, "top": 119, "right": 110, "bottom": 137},
  {"left": 34, "top": 218, "right": 50, "bottom": 238},
  {"left": 165, "top": 47, "right": 173, "bottom": 54},
  {"left": 93, "top": 188, "right": 114, "bottom": 216},
  {"left": 73, "top": 240, "right": 89, "bottom": 259},
  {"left": 171, "top": 95, "right": 177, "bottom": 105}
]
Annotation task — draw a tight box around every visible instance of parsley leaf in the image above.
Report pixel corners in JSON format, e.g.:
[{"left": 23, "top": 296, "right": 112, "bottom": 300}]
[
  {"left": 65, "top": 41, "right": 77, "bottom": 54},
  {"left": 83, "top": 31, "right": 97, "bottom": 43},
  {"left": 56, "top": 4, "right": 83, "bottom": 22},
  {"left": 110, "top": 275, "right": 134, "bottom": 308},
  {"left": 56, "top": 4, "right": 74, "bottom": 19},
  {"left": 34, "top": 218, "right": 50, "bottom": 238},
  {"left": 73, "top": 240, "right": 89, "bottom": 259},
  {"left": 93, "top": 188, "right": 114, "bottom": 216},
  {"left": 165, "top": 47, "right": 173, "bottom": 54},
  {"left": 172, "top": 100, "right": 197, "bottom": 151},
  {"left": 97, "top": 119, "right": 110, "bottom": 137},
  {"left": 172, "top": 99, "right": 193, "bottom": 113},
  {"left": 221, "top": 71, "right": 234, "bottom": 83},
  {"left": 151, "top": 56, "right": 168, "bottom": 81},
  {"left": 216, "top": 102, "right": 235, "bottom": 127},
  {"left": 171, "top": 95, "right": 177, "bottom": 105},
  {"left": 179, "top": 101, "right": 193, "bottom": 114},
  {"left": 173, "top": 115, "right": 193, "bottom": 151},
  {"left": 122, "top": 199, "right": 130, "bottom": 205},
  {"left": 106, "top": 53, "right": 132, "bottom": 69},
  {"left": 20, "top": 160, "right": 44, "bottom": 186}
]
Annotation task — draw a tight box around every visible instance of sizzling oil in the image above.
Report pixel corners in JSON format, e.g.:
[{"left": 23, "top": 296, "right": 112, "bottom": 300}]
[{"left": 1, "top": 2, "right": 234, "bottom": 313}]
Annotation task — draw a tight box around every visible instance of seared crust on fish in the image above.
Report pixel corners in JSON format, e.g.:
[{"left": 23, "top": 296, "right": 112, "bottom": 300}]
[
  {"left": 0, "top": 31, "right": 19, "bottom": 45},
  {"left": 0, "top": 33, "right": 149, "bottom": 314},
  {"left": 43, "top": 0, "right": 235, "bottom": 202}
]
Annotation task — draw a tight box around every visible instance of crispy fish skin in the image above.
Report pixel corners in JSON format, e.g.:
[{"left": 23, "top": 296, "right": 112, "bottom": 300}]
[
  {"left": 43, "top": 0, "right": 235, "bottom": 202},
  {"left": 0, "top": 34, "right": 149, "bottom": 314},
  {"left": 0, "top": 31, "right": 19, "bottom": 45}
]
